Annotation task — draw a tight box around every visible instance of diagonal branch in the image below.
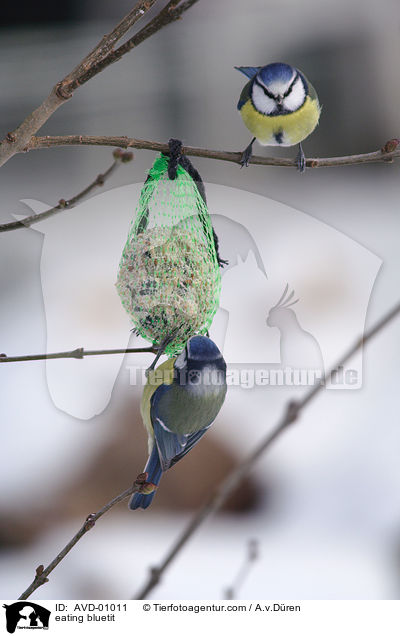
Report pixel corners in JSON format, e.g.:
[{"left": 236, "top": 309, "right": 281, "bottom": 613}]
[
  {"left": 0, "top": 0, "right": 201, "bottom": 168},
  {"left": 224, "top": 539, "right": 259, "bottom": 600},
  {"left": 18, "top": 473, "right": 152, "bottom": 601},
  {"left": 26, "top": 135, "right": 400, "bottom": 169},
  {"left": 59, "top": 1, "right": 201, "bottom": 97},
  {"left": 0, "top": 149, "right": 133, "bottom": 233},
  {"left": 59, "top": 0, "right": 160, "bottom": 97},
  {"left": 134, "top": 298, "right": 400, "bottom": 599}
]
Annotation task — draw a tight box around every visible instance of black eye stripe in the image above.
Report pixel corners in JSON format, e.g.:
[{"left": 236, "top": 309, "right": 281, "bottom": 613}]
[
  {"left": 283, "top": 74, "right": 299, "bottom": 98},
  {"left": 254, "top": 78, "right": 275, "bottom": 100}
]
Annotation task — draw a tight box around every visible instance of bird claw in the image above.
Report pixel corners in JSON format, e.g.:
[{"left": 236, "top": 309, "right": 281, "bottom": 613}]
[
  {"left": 239, "top": 150, "right": 251, "bottom": 168},
  {"left": 145, "top": 327, "right": 181, "bottom": 376},
  {"left": 239, "top": 138, "right": 256, "bottom": 168},
  {"left": 295, "top": 143, "right": 306, "bottom": 173}
]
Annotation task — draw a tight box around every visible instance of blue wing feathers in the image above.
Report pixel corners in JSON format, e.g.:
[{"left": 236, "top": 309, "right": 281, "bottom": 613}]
[
  {"left": 237, "top": 80, "right": 252, "bottom": 111},
  {"left": 235, "top": 66, "right": 260, "bottom": 79},
  {"left": 129, "top": 425, "right": 207, "bottom": 509},
  {"left": 170, "top": 429, "right": 208, "bottom": 466},
  {"left": 235, "top": 67, "right": 260, "bottom": 110},
  {"left": 153, "top": 418, "right": 207, "bottom": 470},
  {"left": 153, "top": 417, "right": 188, "bottom": 471}
]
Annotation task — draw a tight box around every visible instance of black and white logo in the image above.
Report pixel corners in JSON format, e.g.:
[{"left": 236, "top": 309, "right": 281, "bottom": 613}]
[{"left": 3, "top": 602, "right": 50, "bottom": 633}]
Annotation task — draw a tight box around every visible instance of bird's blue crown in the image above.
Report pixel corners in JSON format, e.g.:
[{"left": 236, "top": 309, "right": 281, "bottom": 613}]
[
  {"left": 187, "top": 335, "right": 223, "bottom": 362},
  {"left": 258, "top": 63, "right": 295, "bottom": 87}
]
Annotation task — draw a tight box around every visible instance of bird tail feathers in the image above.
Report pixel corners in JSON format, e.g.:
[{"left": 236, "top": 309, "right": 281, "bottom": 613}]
[{"left": 129, "top": 446, "right": 162, "bottom": 510}]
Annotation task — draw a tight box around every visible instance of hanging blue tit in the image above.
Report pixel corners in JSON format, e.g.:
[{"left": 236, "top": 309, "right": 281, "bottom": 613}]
[
  {"left": 235, "top": 62, "right": 321, "bottom": 172},
  {"left": 129, "top": 335, "right": 227, "bottom": 510}
]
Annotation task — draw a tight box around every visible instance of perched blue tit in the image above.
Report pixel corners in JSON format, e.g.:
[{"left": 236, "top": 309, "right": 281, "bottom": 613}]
[
  {"left": 235, "top": 62, "right": 321, "bottom": 172},
  {"left": 129, "top": 335, "right": 227, "bottom": 510}
]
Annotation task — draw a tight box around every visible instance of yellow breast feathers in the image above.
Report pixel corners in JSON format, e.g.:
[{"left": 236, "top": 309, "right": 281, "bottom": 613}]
[
  {"left": 240, "top": 95, "right": 320, "bottom": 147},
  {"left": 140, "top": 357, "right": 175, "bottom": 449}
]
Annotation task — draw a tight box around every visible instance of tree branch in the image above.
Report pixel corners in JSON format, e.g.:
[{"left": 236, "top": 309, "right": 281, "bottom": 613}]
[
  {"left": 59, "top": 1, "right": 201, "bottom": 96},
  {"left": 0, "top": 345, "right": 156, "bottom": 363},
  {"left": 18, "top": 473, "right": 153, "bottom": 601},
  {"left": 224, "top": 539, "right": 259, "bottom": 600},
  {"left": 0, "top": 149, "right": 133, "bottom": 233},
  {"left": 0, "top": 0, "right": 201, "bottom": 168},
  {"left": 134, "top": 298, "right": 400, "bottom": 599},
  {"left": 26, "top": 135, "right": 400, "bottom": 169},
  {"left": 59, "top": 0, "right": 160, "bottom": 97}
]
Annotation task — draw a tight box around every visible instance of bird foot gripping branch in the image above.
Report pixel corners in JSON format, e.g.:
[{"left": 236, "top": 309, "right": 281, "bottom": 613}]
[{"left": 135, "top": 472, "right": 158, "bottom": 495}]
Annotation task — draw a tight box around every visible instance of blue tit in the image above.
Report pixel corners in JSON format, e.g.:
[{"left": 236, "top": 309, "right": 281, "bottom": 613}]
[
  {"left": 129, "top": 335, "right": 227, "bottom": 510},
  {"left": 235, "top": 62, "right": 321, "bottom": 172}
]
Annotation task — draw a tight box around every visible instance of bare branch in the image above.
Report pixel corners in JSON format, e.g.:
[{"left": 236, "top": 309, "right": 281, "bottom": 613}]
[
  {"left": 0, "top": 345, "right": 156, "bottom": 363},
  {"left": 224, "top": 539, "right": 259, "bottom": 600},
  {"left": 60, "top": 1, "right": 202, "bottom": 96},
  {"left": 0, "top": 149, "right": 133, "bottom": 233},
  {"left": 0, "top": 0, "right": 201, "bottom": 168},
  {"left": 18, "top": 473, "right": 152, "bottom": 600},
  {"left": 26, "top": 135, "right": 400, "bottom": 169},
  {"left": 134, "top": 298, "right": 400, "bottom": 599},
  {"left": 60, "top": 0, "right": 160, "bottom": 96},
  {"left": 173, "top": 0, "right": 201, "bottom": 16}
]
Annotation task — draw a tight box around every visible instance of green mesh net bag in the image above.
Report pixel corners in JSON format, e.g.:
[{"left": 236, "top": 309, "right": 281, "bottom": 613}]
[{"left": 116, "top": 139, "right": 224, "bottom": 357}]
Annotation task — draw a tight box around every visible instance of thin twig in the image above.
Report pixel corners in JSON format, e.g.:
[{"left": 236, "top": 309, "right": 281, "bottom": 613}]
[
  {"left": 134, "top": 298, "right": 400, "bottom": 599},
  {"left": 0, "top": 0, "right": 201, "bottom": 168},
  {"left": 59, "top": 0, "right": 160, "bottom": 97},
  {"left": 0, "top": 345, "right": 156, "bottom": 363},
  {"left": 26, "top": 135, "right": 400, "bottom": 169},
  {"left": 225, "top": 539, "right": 259, "bottom": 600},
  {"left": 59, "top": 1, "right": 202, "bottom": 97},
  {"left": 18, "top": 473, "right": 152, "bottom": 600},
  {"left": 0, "top": 149, "right": 133, "bottom": 233}
]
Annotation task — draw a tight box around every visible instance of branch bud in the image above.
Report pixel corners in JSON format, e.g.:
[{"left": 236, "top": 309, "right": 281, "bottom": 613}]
[
  {"left": 113, "top": 148, "right": 134, "bottom": 162},
  {"left": 84, "top": 513, "right": 97, "bottom": 530},
  {"left": 381, "top": 138, "right": 400, "bottom": 154}
]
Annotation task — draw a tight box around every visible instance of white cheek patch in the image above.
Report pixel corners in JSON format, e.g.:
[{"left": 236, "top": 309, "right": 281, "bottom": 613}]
[
  {"left": 174, "top": 351, "right": 186, "bottom": 370},
  {"left": 283, "top": 77, "right": 306, "bottom": 112},
  {"left": 252, "top": 83, "right": 276, "bottom": 115}
]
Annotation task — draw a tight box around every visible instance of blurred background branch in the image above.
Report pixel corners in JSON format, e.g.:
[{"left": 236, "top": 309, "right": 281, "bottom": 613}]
[{"left": 224, "top": 538, "right": 259, "bottom": 600}]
